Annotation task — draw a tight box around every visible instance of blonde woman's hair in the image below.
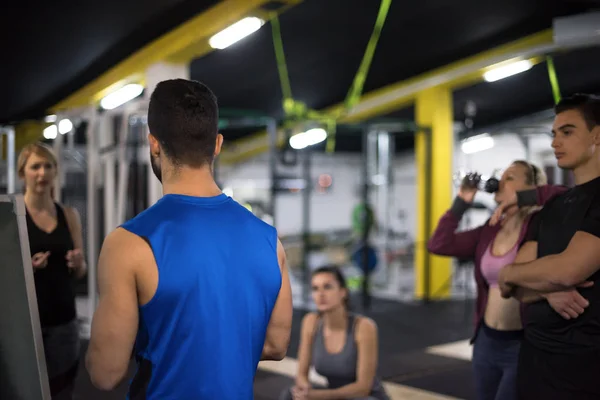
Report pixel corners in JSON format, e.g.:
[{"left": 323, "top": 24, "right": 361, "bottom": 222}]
[
  {"left": 512, "top": 160, "right": 547, "bottom": 186},
  {"left": 17, "top": 142, "right": 59, "bottom": 197}
]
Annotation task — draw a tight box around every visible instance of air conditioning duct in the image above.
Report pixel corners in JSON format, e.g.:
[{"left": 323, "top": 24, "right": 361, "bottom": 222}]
[{"left": 553, "top": 12, "right": 600, "bottom": 48}]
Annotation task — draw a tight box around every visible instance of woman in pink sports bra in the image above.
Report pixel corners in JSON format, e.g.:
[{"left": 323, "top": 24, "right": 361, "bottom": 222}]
[{"left": 428, "top": 160, "right": 576, "bottom": 400}]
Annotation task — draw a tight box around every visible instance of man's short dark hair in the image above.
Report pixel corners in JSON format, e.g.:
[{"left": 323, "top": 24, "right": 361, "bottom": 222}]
[
  {"left": 555, "top": 93, "right": 600, "bottom": 131},
  {"left": 148, "top": 79, "right": 219, "bottom": 167}
]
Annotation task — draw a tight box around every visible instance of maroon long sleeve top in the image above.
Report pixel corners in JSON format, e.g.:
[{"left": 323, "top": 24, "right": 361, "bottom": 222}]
[{"left": 427, "top": 184, "right": 569, "bottom": 340}]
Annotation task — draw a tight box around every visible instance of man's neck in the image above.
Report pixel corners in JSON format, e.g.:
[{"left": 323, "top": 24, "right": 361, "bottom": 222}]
[
  {"left": 161, "top": 166, "right": 222, "bottom": 197},
  {"left": 573, "top": 158, "right": 600, "bottom": 185}
]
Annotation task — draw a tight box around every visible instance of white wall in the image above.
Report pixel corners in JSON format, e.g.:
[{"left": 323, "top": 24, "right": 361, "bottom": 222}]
[
  {"left": 455, "top": 133, "right": 555, "bottom": 228},
  {"left": 218, "top": 132, "right": 558, "bottom": 238}
]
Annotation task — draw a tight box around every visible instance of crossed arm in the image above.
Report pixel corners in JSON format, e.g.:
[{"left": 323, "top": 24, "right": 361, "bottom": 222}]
[{"left": 500, "top": 231, "right": 600, "bottom": 296}]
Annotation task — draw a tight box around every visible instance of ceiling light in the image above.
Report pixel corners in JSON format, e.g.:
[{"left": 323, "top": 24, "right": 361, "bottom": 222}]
[
  {"left": 289, "top": 128, "right": 328, "bottom": 150},
  {"left": 100, "top": 84, "right": 144, "bottom": 110},
  {"left": 43, "top": 125, "right": 58, "bottom": 140},
  {"left": 461, "top": 134, "right": 494, "bottom": 154},
  {"left": 483, "top": 60, "right": 533, "bottom": 82},
  {"left": 58, "top": 119, "right": 73, "bottom": 134},
  {"left": 209, "top": 17, "right": 265, "bottom": 50}
]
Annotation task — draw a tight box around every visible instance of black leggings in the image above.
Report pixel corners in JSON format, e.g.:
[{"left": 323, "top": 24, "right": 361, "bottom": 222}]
[{"left": 41, "top": 319, "right": 80, "bottom": 399}]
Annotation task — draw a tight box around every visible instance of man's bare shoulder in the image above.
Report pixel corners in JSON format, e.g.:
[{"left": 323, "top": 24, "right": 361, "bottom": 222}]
[{"left": 101, "top": 228, "right": 154, "bottom": 268}]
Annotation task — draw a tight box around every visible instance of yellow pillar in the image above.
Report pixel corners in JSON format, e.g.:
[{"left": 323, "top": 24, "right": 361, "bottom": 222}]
[{"left": 414, "top": 86, "right": 454, "bottom": 300}]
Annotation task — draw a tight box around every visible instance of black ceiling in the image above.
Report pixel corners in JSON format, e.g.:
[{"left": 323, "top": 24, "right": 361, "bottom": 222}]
[
  {"left": 2, "top": 0, "right": 600, "bottom": 153},
  {"left": 0, "top": 0, "right": 219, "bottom": 124},
  {"left": 188, "top": 0, "right": 599, "bottom": 150}
]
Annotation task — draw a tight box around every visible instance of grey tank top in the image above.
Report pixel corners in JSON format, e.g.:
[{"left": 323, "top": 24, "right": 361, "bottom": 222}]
[{"left": 312, "top": 314, "right": 390, "bottom": 400}]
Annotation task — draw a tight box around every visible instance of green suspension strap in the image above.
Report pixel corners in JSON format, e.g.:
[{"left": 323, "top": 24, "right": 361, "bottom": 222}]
[
  {"left": 327, "top": 0, "right": 392, "bottom": 153},
  {"left": 546, "top": 56, "right": 562, "bottom": 105},
  {"left": 270, "top": 15, "right": 296, "bottom": 116},
  {"left": 344, "top": 0, "right": 392, "bottom": 110},
  {"left": 269, "top": 0, "right": 392, "bottom": 152}
]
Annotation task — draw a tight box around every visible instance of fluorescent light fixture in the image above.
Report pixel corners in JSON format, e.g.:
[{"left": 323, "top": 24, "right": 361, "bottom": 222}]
[
  {"left": 43, "top": 125, "right": 58, "bottom": 140},
  {"left": 58, "top": 119, "right": 73, "bottom": 134},
  {"left": 100, "top": 83, "right": 144, "bottom": 110},
  {"left": 44, "top": 114, "right": 57, "bottom": 123},
  {"left": 289, "top": 128, "right": 328, "bottom": 150},
  {"left": 461, "top": 133, "right": 494, "bottom": 154},
  {"left": 483, "top": 60, "right": 533, "bottom": 82},
  {"left": 209, "top": 17, "right": 265, "bottom": 50}
]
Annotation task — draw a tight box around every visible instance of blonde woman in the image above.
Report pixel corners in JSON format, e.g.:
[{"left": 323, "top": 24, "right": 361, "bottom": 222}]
[{"left": 18, "top": 142, "right": 86, "bottom": 399}]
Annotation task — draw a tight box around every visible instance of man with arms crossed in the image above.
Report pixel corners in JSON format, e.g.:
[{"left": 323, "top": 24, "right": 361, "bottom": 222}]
[
  {"left": 498, "top": 94, "right": 600, "bottom": 399},
  {"left": 85, "top": 79, "right": 293, "bottom": 399}
]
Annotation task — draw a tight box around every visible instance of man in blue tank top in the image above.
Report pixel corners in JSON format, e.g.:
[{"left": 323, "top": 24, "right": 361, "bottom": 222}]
[{"left": 85, "top": 79, "right": 293, "bottom": 399}]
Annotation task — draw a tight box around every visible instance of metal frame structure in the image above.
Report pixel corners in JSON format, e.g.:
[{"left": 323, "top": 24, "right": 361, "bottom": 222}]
[
  {"left": 359, "top": 122, "right": 431, "bottom": 307},
  {"left": 83, "top": 100, "right": 158, "bottom": 322},
  {"left": 273, "top": 120, "right": 431, "bottom": 309},
  {"left": 1, "top": 126, "right": 16, "bottom": 194}
]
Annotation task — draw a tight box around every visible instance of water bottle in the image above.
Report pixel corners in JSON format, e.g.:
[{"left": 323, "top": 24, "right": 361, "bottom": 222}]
[{"left": 454, "top": 171, "right": 500, "bottom": 193}]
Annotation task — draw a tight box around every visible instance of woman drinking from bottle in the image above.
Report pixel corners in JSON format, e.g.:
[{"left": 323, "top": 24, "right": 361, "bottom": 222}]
[{"left": 428, "top": 160, "right": 570, "bottom": 400}]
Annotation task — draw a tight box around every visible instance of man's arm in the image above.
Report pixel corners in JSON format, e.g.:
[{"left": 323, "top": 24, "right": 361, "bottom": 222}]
[
  {"left": 507, "top": 234, "right": 592, "bottom": 319},
  {"left": 86, "top": 228, "right": 140, "bottom": 390},
  {"left": 261, "top": 238, "right": 293, "bottom": 361},
  {"left": 502, "top": 231, "right": 600, "bottom": 293}
]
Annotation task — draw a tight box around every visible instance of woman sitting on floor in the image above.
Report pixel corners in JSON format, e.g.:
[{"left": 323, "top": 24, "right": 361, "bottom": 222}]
[{"left": 280, "top": 265, "right": 389, "bottom": 400}]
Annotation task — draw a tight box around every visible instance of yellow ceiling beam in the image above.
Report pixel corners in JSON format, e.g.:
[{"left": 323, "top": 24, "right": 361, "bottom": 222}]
[
  {"left": 219, "top": 29, "right": 555, "bottom": 165},
  {"left": 50, "top": 0, "right": 301, "bottom": 113},
  {"left": 332, "top": 30, "right": 553, "bottom": 123}
]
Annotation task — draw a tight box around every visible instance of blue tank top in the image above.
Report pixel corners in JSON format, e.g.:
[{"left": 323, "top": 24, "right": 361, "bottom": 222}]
[{"left": 121, "top": 193, "right": 281, "bottom": 400}]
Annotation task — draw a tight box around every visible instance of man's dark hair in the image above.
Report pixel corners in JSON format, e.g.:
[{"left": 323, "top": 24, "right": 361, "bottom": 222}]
[
  {"left": 148, "top": 79, "right": 219, "bottom": 167},
  {"left": 555, "top": 93, "right": 600, "bottom": 131}
]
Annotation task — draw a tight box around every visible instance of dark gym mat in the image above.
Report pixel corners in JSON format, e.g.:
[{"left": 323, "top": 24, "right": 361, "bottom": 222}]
[{"left": 399, "top": 361, "right": 475, "bottom": 400}]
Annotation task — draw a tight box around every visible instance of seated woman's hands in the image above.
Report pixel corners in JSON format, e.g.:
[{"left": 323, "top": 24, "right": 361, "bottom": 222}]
[{"left": 291, "top": 380, "right": 310, "bottom": 400}]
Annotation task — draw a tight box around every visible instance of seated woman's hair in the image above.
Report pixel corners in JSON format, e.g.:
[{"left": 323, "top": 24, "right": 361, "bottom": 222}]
[
  {"left": 512, "top": 160, "right": 547, "bottom": 186},
  {"left": 312, "top": 265, "right": 350, "bottom": 309}
]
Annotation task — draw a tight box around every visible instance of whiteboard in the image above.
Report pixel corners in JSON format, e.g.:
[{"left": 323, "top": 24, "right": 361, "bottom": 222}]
[{"left": 0, "top": 195, "right": 51, "bottom": 400}]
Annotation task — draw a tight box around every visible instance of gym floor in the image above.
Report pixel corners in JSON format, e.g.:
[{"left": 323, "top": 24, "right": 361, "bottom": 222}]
[{"left": 72, "top": 297, "right": 476, "bottom": 399}]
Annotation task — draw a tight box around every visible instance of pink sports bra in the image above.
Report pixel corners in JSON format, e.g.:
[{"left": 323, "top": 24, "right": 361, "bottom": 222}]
[
  {"left": 481, "top": 220, "right": 530, "bottom": 288},
  {"left": 480, "top": 241, "right": 520, "bottom": 288}
]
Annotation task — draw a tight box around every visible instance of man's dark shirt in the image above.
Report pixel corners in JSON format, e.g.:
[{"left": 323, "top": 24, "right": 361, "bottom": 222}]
[{"left": 524, "top": 176, "right": 600, "bottom": 354}]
